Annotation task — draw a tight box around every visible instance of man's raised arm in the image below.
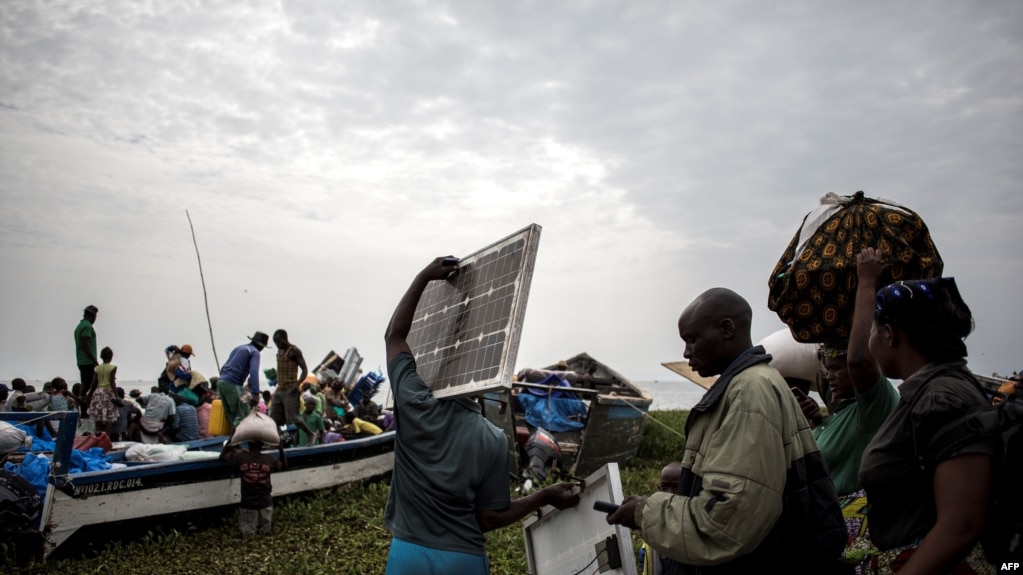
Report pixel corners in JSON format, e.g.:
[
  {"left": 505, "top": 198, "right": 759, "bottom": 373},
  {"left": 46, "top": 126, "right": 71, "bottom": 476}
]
[{"left": 384, "top": 256, "right": 458, "bottom": 364}]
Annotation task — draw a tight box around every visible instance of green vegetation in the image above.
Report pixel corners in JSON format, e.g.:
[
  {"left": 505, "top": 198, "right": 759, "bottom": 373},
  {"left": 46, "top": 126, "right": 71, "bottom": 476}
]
[{"left": 7, "top": 410, "right": 689, "bottom": 575}]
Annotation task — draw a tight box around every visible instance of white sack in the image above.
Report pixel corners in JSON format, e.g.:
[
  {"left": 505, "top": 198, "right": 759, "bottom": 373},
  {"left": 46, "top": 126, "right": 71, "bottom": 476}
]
[
  {"left": 757, "top": 328, "right": 821, "bottom": 383},
  {"left": 231, "top": 411, "right": 280, "bottom": 447}
]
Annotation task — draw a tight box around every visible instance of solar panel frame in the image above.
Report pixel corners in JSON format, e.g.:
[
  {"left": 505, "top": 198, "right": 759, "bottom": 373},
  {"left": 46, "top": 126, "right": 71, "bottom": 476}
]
[
  {"left": 522, "top": 462, "right": 637, "bottom": 574},
  {"left": 407, "top": 224, "right": 541, "bottom": 399}
]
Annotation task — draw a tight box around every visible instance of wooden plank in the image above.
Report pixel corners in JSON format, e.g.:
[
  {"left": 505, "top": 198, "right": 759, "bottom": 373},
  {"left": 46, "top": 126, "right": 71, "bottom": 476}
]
[{"left": 661, "top": 361, "right": 717, "bottom": 390}]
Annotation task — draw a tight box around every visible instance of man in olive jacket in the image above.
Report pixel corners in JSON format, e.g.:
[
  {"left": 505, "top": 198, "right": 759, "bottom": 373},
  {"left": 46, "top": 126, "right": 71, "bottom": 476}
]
[{"left": 607, "top": 288, "right": 846, "bottom": 575}]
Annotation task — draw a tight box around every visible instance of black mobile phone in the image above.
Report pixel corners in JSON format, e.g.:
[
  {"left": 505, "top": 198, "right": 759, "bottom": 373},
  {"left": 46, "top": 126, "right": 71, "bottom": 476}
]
[
  {"left": 442, "top": 256, "right": 459, "bottom": 266},
  {"left": 593, "top": 500, "right": 619, "bottom": 514},
  {"left": 791, "top": 386, "right": 809, "bottom": 401}
]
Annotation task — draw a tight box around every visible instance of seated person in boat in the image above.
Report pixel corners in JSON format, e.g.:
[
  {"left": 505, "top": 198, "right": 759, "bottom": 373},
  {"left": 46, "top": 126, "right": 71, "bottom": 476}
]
[
  {"left": 111, "top": 388, "right": 142, "bottom": 441},
  {"left": 324, "top": 379, "right": 350, "bottom": 419},
  {"left": 341, "top": 411, "right": 382, "bottom": 438},
  {"left": 2, "top": 378, "right": 28, "bottom": 411},
  {"left": 172, "top": 394, "right": 200, "bottom": 442},
  {"left": 136, "top": 388, "right": 176, "bottom": 444},
  {"left": 353, "top": 394, "right": 380, "bottom": 421}
]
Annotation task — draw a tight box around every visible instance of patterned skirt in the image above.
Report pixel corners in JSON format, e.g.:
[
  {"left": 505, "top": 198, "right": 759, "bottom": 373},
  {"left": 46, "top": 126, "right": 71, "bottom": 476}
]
[{"left": 87, "top": 387, "right": 119, "bottom": 423}]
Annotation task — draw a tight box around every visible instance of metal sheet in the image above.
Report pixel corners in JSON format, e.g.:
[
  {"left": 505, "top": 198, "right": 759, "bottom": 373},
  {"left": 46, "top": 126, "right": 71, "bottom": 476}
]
[
  {"left": 523, "top": 462, "right": 637, "bottom": 575},
  {"left": 339, "top": 346, "right": 363, "bottom": 388},
  {"left": 408, "top": 224, "right": 541, "bottom": 399}
]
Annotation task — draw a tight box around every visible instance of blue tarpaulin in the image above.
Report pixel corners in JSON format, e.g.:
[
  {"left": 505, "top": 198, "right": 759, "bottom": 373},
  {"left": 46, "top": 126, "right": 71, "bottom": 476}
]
[
  {"left": 4, "top": 428, "right": 113, "bottom": 497},
  {"left": 518, "top": 374, "right": 588, "bottom": 432}
]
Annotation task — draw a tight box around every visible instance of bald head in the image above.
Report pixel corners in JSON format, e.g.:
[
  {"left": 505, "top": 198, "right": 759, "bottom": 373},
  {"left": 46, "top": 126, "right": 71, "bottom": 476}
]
[
  {"left": 683, "top": 288, "right": 752, "bottom": 329},
  {"left": 678, "top": 288, "right": 755, "bottom": 377}
]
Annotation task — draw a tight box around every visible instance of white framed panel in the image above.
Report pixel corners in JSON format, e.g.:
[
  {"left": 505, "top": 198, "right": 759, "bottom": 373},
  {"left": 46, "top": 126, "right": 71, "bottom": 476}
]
[{"left": 523, "top": 462, "right": 638, "bottom": 575}]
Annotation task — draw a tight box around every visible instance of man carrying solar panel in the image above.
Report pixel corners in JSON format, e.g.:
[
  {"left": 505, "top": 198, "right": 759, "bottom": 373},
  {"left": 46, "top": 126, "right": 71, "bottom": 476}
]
[{"left": 382, "top": 256, "right": 581, "bottom": 575}]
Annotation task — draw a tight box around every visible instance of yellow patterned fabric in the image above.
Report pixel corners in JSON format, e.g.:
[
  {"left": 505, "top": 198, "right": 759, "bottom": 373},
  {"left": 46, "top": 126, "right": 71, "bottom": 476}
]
[
  {"left": 276, "top": 346, "right": 301, "bottom": 390},
  {"left": 768, "top": 192, "right": 943, "bottom": 343}
]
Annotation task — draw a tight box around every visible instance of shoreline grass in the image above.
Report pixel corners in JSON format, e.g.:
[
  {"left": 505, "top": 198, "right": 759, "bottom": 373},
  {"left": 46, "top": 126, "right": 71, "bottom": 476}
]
[{"left": 6, "top": 410, "right": 688, "bottom": 575}]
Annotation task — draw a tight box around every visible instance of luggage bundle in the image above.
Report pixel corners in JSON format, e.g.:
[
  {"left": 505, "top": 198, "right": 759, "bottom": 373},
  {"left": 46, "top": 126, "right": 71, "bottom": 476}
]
[
  {"left": 768, "top": 192, "right": 944, "bottom": 343},
  {"left": 230, "top": 411, "right": 280, "bottom": 446}
]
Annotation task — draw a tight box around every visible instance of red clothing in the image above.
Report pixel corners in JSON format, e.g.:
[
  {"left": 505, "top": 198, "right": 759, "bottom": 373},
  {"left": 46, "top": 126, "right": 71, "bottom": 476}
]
[{"left": 197, "top": 402, "right": 212, "bottom": 439}]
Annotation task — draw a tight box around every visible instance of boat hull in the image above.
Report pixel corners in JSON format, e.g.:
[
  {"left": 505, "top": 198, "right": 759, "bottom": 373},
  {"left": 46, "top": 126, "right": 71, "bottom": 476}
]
[{"left": 1, "top": 411, "right": 394, "bottom": 560}]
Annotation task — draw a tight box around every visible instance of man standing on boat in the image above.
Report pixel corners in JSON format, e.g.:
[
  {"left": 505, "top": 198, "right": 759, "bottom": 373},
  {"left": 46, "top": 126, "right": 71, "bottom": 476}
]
[
  {"left": 74, "top": 304, "right": 99, "bottom": 409},
  {"left": 270, "top": 329, "right": 317, "bottom": 446},
  {"left": 605, "top": 288, "right": 846, "bottom": 575},
  {"left": 217, "top": 332, "right": 269, "bottom": 431},
  {"left": 383, "top": 256, "right": 581, "bottom": 575}
]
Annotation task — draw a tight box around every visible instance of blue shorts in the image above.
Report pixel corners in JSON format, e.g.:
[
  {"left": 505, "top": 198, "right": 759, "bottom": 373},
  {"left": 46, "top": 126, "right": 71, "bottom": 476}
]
[{"left": 385, "top": 536, "right": 489, "bottom": 575}]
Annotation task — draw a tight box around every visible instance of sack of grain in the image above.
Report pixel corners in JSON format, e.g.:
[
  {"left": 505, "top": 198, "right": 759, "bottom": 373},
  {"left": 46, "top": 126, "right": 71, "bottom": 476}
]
[
  {"left": 230, "top": 411, "right": 280, "bottom": 446},
  {"left": 756, "top": 328, "right": 821, "bottom": 383}
]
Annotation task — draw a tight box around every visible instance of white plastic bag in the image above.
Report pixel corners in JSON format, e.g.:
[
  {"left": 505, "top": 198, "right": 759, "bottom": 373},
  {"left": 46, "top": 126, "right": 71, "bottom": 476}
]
[
  {"left": 125, "top": 443, "right": 188, "bottom": 462},
  {"left": 0, "top": 421, "right": 31, "bottom": 455}
]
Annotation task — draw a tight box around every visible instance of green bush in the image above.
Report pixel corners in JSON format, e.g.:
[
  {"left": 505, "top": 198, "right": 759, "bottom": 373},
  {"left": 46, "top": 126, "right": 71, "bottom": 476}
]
[{"left": 636, "top": 409, "right": 687, "bottom": 464}]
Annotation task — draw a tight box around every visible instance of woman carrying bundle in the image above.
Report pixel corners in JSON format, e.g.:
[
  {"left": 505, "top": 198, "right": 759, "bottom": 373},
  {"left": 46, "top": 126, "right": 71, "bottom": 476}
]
[{"left": 858, "top": 248, "right": 996, "bottom": 574}]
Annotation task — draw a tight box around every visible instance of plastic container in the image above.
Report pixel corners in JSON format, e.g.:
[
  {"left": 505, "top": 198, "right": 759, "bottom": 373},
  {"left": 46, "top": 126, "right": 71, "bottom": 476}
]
[{"left": 209, "top": 399, "right": 230, "bottom": 437}]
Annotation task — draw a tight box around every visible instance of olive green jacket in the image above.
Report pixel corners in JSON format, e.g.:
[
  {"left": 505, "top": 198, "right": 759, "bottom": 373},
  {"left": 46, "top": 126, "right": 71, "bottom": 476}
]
[{"left": 636, "top": 358, "right": 842, "bottom": 573}]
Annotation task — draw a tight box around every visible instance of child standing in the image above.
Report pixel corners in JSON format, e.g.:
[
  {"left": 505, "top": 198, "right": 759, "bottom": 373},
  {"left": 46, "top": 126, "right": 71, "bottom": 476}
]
[
  {"left": 219, "top": 431, "right": 286, "bottom": 536},
  {"left": 297, "top": 400, "right": 325, "bottom": 447},
  {"left": 87, "top": 347, "right": 120, "bottom": 436},
  {"left": 639, "top": 462, "right": 682, "bottom": 575}
]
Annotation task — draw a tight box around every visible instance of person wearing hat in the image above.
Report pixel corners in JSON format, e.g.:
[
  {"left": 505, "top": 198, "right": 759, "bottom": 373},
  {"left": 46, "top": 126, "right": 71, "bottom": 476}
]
[
  {"left": 75, "top": 305, "right": 99, "bottom": 409},
  {"left": 173, "top": 343, "right": 210, "bottom": 393},
  {"left": 217, "top": 332, "right": 270, "bottom": 431}
]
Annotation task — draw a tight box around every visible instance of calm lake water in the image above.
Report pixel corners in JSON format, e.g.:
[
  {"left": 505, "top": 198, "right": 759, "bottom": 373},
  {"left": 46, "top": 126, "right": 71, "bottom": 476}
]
[{"left": 634, "top": 379, "right": 709, "bottom": 411}]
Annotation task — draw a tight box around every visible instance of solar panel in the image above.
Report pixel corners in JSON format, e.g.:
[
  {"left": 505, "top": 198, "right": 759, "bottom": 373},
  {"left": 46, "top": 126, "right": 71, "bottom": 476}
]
[
  {"left": 407, "top": 224, "right": 541, "bottom": 399},
  {"left": 522, "top": 462, "right": 637, "bottom": 575}
]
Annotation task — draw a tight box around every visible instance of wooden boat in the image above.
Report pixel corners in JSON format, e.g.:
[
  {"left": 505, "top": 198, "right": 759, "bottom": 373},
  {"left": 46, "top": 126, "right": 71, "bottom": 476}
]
[
  {"left": 484, "top": 352, "right": 652, "bottom": 479},
  {"left": 0, "top": 410, "right": 394, "bottom": 561}
]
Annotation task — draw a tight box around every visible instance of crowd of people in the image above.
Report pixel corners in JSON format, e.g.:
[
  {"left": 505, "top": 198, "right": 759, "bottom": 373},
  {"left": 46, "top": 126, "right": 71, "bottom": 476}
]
[
  {"left": 601, "top": 248, "right": 1022, "bottom": 575},
  {"left": 374, "top": 251, "right": 1020, "bottom": 575},
  {"left": 3, "top": 241, "right": 1021, "bottom": 573},
  {"left": 0, "top": 308, "right": 392, "bottom": 449}
]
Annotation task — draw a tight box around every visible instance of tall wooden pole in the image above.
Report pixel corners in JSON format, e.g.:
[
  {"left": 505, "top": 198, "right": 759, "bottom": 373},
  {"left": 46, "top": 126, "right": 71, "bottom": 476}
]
[{"left": 186, "top": 210, "right": 221, "bottom": 372}]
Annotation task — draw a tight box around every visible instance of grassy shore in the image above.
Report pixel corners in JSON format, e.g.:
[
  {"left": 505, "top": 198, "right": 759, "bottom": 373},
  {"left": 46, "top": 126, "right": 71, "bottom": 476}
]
[{"left": 6, "top": 410, "right": 688, "bottom": 575}]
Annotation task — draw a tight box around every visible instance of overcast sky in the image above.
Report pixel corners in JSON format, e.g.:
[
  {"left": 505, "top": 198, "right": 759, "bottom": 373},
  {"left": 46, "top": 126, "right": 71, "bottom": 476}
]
[{"left": 1, "top": 1, "right": 1020, "bottom": 386}]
